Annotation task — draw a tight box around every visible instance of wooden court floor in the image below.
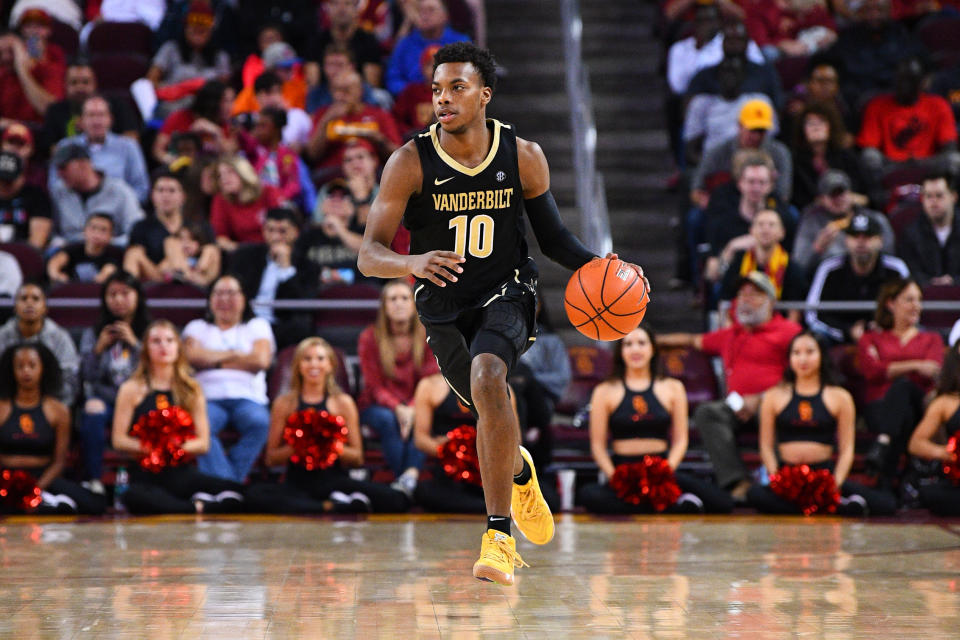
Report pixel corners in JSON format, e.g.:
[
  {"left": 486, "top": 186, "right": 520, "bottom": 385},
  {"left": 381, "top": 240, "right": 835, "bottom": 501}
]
[{"left": 1, "top": 514, "right": 958, "bottom": 639}]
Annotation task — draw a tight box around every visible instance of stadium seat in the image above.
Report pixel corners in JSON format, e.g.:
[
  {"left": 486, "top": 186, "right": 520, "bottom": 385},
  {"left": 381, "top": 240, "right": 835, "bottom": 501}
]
[
  {"left": 920, "top": 284, "right": 960, "bottom": 333},
  {"left": 888, "top": 201, "right": 922, "bottom": 237},
  {"left": 829, "top": 344, "right": 867, "bottom": 409},
  {"left": 47, "top": 281, "right": 101, "bottom": 329},
  {"left": 555, "top": 345, "right": 613, "bottom": 416},
  {"left": 774, "top": 54, "right": 810, "bottom": 92},
  {"left": 90, "top": 52, "right": 150, "bottom": 92},
  {"left": 268, "top": 344, "right": 352, "bottom": 401},
  {"left": 85, "top": 21, "right": 154, "bottom": 58},
  {"left": 49, "top": 19, "right": 79, "bottom": 58},
  {"left": 917, "top": 16, "right": 960, "bottom": 68},
  {"left": 143, "top": 281, "right": 207, "bottom": 328},
  {"left": 0, "top": 242, "right": 44, "bottom": 282},
  {"left": 881, "top": 165, "right": 928, "bottom": 214},
  {"left": 314, "top": 283, "right": 381, "bottom": 351},
  {"left": 661, "top": 347, "right": 719, "bottom": 411}
]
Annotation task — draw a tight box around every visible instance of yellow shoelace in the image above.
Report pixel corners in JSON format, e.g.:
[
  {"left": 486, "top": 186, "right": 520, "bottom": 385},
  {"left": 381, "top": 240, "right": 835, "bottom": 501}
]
[
  {"left": 516, "top": 484, "right": 545, "bottom": 521},
  {"left": 483, "top": 537, "right": 529, "bottom": 569}
]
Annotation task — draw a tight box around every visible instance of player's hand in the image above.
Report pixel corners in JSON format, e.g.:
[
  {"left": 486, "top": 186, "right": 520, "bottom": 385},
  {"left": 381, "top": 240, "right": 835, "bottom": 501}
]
[
  {"left": 601, "top": 252, "right": 651, "bottom": 295},
  {"left": 408, "top": 250, "right": 464, "bottom": 287}
]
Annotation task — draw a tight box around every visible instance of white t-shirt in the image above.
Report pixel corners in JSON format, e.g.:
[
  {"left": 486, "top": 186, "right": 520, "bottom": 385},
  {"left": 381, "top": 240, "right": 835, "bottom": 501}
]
[
  {"left": 950, "top": 318, "right": 960, "bottom": 348},
  {"left": 283, "top": 108, "right": 313, "bottom": 148},
  {"left": 182, "top": 317, "right": 276, "bottom": 404}
]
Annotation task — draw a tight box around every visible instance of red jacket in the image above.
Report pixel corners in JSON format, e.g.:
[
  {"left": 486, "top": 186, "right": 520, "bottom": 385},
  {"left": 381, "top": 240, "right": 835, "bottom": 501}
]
[
  {"left": 700, "top": 314, "right": 802, "bottom": 396},
  {"left": 857, "top": 329, "right": 944, "bottom": 403},
  {"left": 357, "top": 325, "right": 439, "bottom": 410}
]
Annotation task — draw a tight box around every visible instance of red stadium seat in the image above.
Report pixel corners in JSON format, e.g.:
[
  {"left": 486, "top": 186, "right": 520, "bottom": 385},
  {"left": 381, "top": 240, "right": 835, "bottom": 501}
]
[
  {"left": 49, "top": 19, "right": 79, "bottom": 58},
  {"left": 86, "top": 21, "right": 155, "bottom": 58},
  {"left": 315, "top": 283, "right": 382, "bottom": 328},
  {"left": 917, "top": 17, "right": 960, "bottom": 68},
  {"left": 47, "top": 281, "right": 101, "bottom": 329},
  {"left": 775, "top": 55, "right": 810, "bottom": 92},
  {"left": 888, "top": 201, "right": 922, "bottom": 237},
  {"left": 555, "top": 345, "right": 613, "bottom": 416},
  {"left": 829, "top": 344, "right": 867, "bottom": 409},
  {"left": 921, "top": 284, "right": 960, "bottom": 333},
  {"left": 90, "top": 52, "right": 150, "bottom": 92},
  {"left": 881, "top": 165, "right": 928, "bottom": 214},
  {"left": 661, "top": 347, "right": 719, "bottom": 411},
  {"left": 143, "top": 281, "right": 207, "bottom": 328},
  {"left": 0, "top": 242, "right": 44, "bottom": 282},
  {"left": 268, "top": 344, "right": 351, "bottom": 401}
]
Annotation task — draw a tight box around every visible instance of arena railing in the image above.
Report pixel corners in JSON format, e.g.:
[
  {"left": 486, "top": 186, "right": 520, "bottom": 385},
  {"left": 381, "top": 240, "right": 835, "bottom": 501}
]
[
  {"left": 0, "top": 298, "right": 381, "bottom": 311},
  {"left": 717, "top": 300, "right": 960, "bottom": 314},
  {"left": 560, "top": 0, "right": 612, "bottom": 257}
]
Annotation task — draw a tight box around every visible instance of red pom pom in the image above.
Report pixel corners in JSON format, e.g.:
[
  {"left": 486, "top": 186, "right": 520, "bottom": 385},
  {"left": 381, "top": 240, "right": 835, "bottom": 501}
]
[
  {"left": 437, "top": 425, "right": 482, "bottom": 487},
  {"left": 769, "top": 464, "right": 840, "bottom": 516},
  {"left": 944, "top": 436, "right": 960, "bottom": 485},
  {"left": 609, "top": 456, "right": 682, "bottom": 512},
  {"left": 283, "top": 409, "right": 348, "bottom": 470},
  {"left": 0, "top": 469, "right": 42, "bottom": 512},
  {"left": 130, "top": 406, "right": 197, "bottom": 472}
]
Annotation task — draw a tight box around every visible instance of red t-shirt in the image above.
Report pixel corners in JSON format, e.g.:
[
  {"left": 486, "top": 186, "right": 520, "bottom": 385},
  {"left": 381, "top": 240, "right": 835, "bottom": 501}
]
[
  {"left": 700, "top": 314, "right": 802, "bottom": 396},
  {"left": 857, "top": 93, "right": 958, "bottom": 162},
  {"left": 857, "top": 329, "right": 944, "bottom": 403},
  {"left": 356, "top": 325, "right": 440, "bottom": 410},
  {"left": 210, "top": 185, "right": 282, "bottom": 244},
  {"left": 0, "top": 47, "right": 65, "bottom": 123},
  {"left": 311, "top": 104, "right": 402, "bottom": 168},
  {"left": 741, "top": 0, "right": 835, "bottom": 47},
  {"left": 392, "top": 82, "right": 433, "bottom": 136}
]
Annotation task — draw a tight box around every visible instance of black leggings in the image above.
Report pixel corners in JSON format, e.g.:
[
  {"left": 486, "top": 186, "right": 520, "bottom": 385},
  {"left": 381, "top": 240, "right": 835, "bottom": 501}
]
[
  {"left": 578, "top": 471, "right": 735, "bottom": 514},
  {"left": 244, "top": 465, "right": 409, "bottom": 514},
  {"left": 919, "top": 479, "right": 960, "bottom": 516},
  {"left": 38, "top": 477, "right": 109, "bottom": 515},
  {"left": 122, "top": 465, "right": 245, "bottom": 515},
  {"left": 747, "top": 479, "right": 897, "bottom": 516},
  {"left": 865, "top": 378, "right": 927, "bottom": 479},
  {"left": 415, "top": 473, "right": 487, "bottom": 513}
]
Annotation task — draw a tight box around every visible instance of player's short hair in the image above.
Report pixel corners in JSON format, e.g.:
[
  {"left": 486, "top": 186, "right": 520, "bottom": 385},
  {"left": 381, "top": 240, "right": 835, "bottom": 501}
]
[{"left": 432, "top": 42, "right": 497, "bottom": 93}]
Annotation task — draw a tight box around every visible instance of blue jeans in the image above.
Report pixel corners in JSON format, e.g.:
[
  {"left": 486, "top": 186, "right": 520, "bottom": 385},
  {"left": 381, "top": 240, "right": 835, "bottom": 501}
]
[
  {"left": 361, "top": 405, "right": 425, "bottom": 477},
  {"left": 77, "top": 402, "right": 114, "bottom": 480},
  {"left": 197, "top": 398, "right": 270, "bottom": 482}
]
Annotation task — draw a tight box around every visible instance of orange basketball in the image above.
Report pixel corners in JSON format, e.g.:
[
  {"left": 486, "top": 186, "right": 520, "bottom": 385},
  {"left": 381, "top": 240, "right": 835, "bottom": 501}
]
[{"left": 564, "top": 258, "right": 649, "bottom": 341}]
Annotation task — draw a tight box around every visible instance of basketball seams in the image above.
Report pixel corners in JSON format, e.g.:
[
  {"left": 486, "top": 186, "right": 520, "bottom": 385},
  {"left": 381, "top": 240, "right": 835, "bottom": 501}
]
[{"left": 565, "top": 257, "right": 648, "bottom": 341}]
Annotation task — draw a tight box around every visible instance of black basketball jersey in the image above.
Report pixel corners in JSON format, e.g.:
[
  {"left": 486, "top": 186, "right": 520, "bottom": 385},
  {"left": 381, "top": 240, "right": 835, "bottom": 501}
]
[{"left": 404, "top": 119, "right": 529, "bottom": 302}]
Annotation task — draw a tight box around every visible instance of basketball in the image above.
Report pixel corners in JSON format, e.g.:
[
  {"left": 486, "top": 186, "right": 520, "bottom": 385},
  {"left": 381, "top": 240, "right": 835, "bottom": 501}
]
[{"left": 564, "top": 258, "right": 648, "bottom": 341}]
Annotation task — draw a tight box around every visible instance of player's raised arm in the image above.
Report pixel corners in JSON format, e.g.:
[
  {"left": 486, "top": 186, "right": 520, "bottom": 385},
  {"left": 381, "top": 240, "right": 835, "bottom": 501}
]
[{"left": 357, "top": 143, "right": 465, "bottom": 287}]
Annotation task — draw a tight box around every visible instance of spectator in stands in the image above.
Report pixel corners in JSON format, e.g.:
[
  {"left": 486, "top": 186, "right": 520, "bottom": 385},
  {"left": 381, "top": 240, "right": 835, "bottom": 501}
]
[
  {"left": 741, "top": 0, "right": 836, "bottom": 62},
  {"left": 659, "top": 273, "right": 802, "bottom": 501},
  {"left": 306, "top": 0, "right": 385, "bottom": 90},
  {"left": 690, "top": 101, "right": 792, "bottom": 208},
  {"left": 183, "top": 275, "right": 275, "bottom": 482},
  {"left": 716, "top": 209, "right": 806, "bottom": 322},
  {"left": 0, "top": 283, "right": 79, "bottom": 405},
  {"left": 580, "top": 325, "right": 734, "bottom": 514},
  {"left": 77, "top": 271, "right": 150, "bottom": 488},
  {"left": 747, "top": 330, "right": 896, "bottom": 516},
  {"left": 42, "top": 58, "right": 141, "bottom": 150},
  {"left": 46, "top": 213, "right": 123, "bottom": 284},
  {"left": 152, "top": 80, "right": 236, "bottom": 166},
  {"left": 898, "top": 173, "right": 960, "bottom": 286},
  {"left": 233, "top": 23, "right": 284, "bottom": 101},
  {"left": 858, "top": 58, "right": 960, "bottom": 188},
  {"left": 244, "top": 337, "right": 409, "bottom": 514},
  {"left": 50, "top": 96, "right": 150, "bottom": 202},
  {"left": 160, "top": 221, "right": 221, "bottom": 287},
  {"left": 909, "top": 343, "right": 960, "bottom": 516},
  {"left": 411, "top": 373, "right": 486, "bottom": 512},
  {"left": 242, "top": 106, "right": 303, "bottom": 207},
  {"left": 392, "top": 44, "right": 439, "bottom": 139},
  {"left": 790, "top": 101, "right": 863, "bottom": 211},
  {"left": 0, "top": 9, "right": 65, "bottom": 124},
  {"left": 806, "top": 213, "right": 910, "bottom": 344},
  {"left": 124, "top": 170, "right": 192, "bottom": 282},
  {"left": 859, "top": 278, "right": 944, "bottom": 486},
  {"left": 793, "top": 170, "right": 894, "bottom": 274},
  {"left": 952, "top": 319, "right": 960, "bottom": 347},
  {"left": 0, "top": 342, "right": 106, "bottom": 514},
  {"left": 0, "top": 249, "right": 23, "bottom": 298},
  {"left": 700, "top": 151, "right": 796, "bottom": 283},
  {"left": 684, "top": 61, "right": 778, "bottom": 163},
  {"left": 358, "top": 280, "right": 440, "bottom": 491},
  {"left": 308, "top": 70, "right": 402, "bottom": 170},
  {"left": 252, "top": 71, "right": 312, "bottom": 154},
  {"left": 825, "top": 0, "right": 925, "bottom": 110},
  {"left": 784, "top": 59, "right": 852, "bottom": 135},
  {"left": 3, "top": 121, "right": 44, "bottom": 188},
  {"left": 146, "top": 0, "right": 231, "bottom": 117},
  {"left": 299, "top": 179, "right": 364, "bottom": 287},
  {"left": 232, "top": 207, "right": 317, "bottom": 350},
  {"left": 232, "top": 41, "right": 308, "bottom": 116},
  {"left": 339, "top": 139, "right": 381, "bottom": 225},
  {"left": 50, "top": 143, "right": 144, "bottom": 246},
  {"left": 0, "top": 150, "right": 52, "bottom": 250},
  {"left": 386, "top": 0, "right": 470, "bottom": 95},
  {"left": 306, "top": 43, "right": 391, "bottom": 114},
  {"left": 929, "top": 59, "right": 960, "bottom": 137},
  {"left": 112, "top": 320, "right": 244, "bottom": 514},
  {"left": 210, "top": 155, "right": 282, "bottom": 251}
]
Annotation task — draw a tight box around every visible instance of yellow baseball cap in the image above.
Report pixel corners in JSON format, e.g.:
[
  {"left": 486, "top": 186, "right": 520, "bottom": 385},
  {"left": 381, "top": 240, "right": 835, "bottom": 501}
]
[{"left": 739, "top": 99, "right": 774, "bottom": 131}]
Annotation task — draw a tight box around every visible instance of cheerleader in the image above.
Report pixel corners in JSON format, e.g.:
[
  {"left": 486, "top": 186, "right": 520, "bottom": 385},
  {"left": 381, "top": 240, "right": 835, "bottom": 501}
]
[
  {"left": 111, "top": 320, "right": 244, "bottom": 514},
  {"left": 0, "top": 343, "right": 106, "bottom": 514},
  {"left": 908, "top": 345, "right": 960, "bottom": 517},
  {"left": 748, "top": 331, "right": 897, "bottom": 515},
  {"left": 244, "top": 337, "right": 408, "bottom": 513},
  {"left": 578, "top": 325, "right": 734, "bottom": 514}
]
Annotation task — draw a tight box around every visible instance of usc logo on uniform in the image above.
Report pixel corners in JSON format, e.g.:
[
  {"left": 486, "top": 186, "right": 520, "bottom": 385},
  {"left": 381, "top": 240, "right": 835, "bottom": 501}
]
[
  {"left": 19, "top": 414, "right": 34, "bottom": 435},
  {"left": 632, "top": 396, "right": 648, "bottom": 416},
  {"left": 798, "top": 401, "right": 813, "bottom": 423},
  {"left": 156, "top": 394, "right": 170, "bottom": 410}
]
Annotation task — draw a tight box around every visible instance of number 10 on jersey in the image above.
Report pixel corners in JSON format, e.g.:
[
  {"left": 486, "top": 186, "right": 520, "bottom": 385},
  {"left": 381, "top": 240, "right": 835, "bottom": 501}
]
[{"left": 449, "top": 214, "right": 495, "bottom": 258}]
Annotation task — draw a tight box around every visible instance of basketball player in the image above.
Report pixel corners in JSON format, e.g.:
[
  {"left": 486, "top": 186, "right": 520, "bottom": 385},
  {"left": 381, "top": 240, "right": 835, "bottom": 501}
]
[{"left": 358, "top": 42, "right": 648, "bottom": 586}]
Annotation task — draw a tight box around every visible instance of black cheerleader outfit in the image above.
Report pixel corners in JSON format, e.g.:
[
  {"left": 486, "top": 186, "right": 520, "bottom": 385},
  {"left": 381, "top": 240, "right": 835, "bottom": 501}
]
[
  {"left": 120, "top": 389, "right": 245, "bottom": 514},
  {"left": 918, "top": 404, "right": 960, "bottom": 517},
  {"left": 244, "top": 397, "right": 409, "bottom": 514},
  {"left": 0, "top": 401, "right": 106, "bottom": 515},
  {"left": 578, "top": 382, "right": 734, "bottom": 514},
  {"left": 747, "top": 387, "right": 897, "bottom": 516}
]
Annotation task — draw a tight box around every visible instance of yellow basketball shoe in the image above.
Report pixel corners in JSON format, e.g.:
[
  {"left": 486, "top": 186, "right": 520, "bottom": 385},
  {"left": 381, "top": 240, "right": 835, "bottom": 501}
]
[
  {"left": 511, "top": 446, "right": 555, "bottom": 545},
  {"left": 472, "top": 529, "right": 528, "bottom": 585}
]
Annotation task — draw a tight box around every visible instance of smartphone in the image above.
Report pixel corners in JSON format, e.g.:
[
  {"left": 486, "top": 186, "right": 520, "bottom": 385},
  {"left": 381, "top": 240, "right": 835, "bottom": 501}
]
[{"left": 25, "top": 36, "right": 41, "bottom": 59}]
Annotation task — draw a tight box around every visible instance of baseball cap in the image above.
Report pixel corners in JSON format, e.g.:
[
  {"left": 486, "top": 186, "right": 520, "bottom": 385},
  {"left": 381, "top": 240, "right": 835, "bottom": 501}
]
[
  {"left": 325, "top": 178, "right": 351, "bottom": 197},
  {"left": 844, "top": 212, "right": 882, "bottom": 236},
  {"left": 186, "top": 1, "right": 215, "bottom": 27},
  {"left": 0, "top": 151, "right": 23, "bottom": 181},
  {"left": 2, "top": 123, "right": 33, "bottom": 147},
  {"left": 52, "top": 142, "right": 91, "bottom": 168},
  {"left": 817, "top": 169, "right": 852, "bottom": 196},
  {"left": 18, "top": 8, "right": 51, "bottom": 27},
  {"left": 737, "top": 271, "right": 776, "bottom": 299},
  {"left": 739, "top": 99, "right": 774, "bottom": 131},
  {"left": 263, "top": 42, "right": 301, "bottom": 69}
]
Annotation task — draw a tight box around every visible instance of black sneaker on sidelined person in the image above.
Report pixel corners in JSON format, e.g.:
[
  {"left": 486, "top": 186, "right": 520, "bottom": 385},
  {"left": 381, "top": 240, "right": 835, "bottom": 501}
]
[{"left": 864, "top": 436, "right": 891, "bottom": 475}]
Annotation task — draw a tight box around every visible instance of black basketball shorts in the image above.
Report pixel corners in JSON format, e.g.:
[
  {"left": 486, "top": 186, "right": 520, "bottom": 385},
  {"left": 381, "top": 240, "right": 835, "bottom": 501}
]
[{"left": 415, "top": 261, "right": 538, "bottom": 414}]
